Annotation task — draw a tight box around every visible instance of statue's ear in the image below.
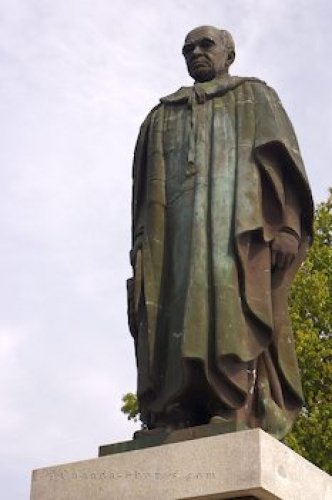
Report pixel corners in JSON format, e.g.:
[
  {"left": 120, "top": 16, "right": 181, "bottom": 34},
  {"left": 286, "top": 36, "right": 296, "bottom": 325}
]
[{"left": 227, "top": 50, "right": 235, "bottom": 67}]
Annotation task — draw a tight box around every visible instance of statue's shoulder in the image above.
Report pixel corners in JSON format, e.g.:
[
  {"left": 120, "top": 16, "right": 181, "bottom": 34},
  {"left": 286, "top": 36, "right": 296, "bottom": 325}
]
[
  {"left": 233, "top": 76, "right": 266, "bottom": 86},
  {"left": 160, "top": 86, "right": 192, "bottom": 104},
  {"left": 239, "top": 77, "right": 281, "bottom": 103},
  {"left": 137, "top": 103, "right": 163, "bottom": 134},
  {"left": 143, "top": 103, "right": 162, "bottom": 122}
]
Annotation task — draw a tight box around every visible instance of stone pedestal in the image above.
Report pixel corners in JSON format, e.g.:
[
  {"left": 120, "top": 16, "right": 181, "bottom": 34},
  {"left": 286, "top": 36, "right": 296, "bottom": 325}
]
[{"left": 30, "top": 428, "right": 331, "bottom": 500}]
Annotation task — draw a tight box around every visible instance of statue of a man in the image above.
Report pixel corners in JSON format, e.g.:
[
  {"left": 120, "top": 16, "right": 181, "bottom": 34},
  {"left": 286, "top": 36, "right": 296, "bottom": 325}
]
[{"left": 128, "top": 25, "right": 313, "bottom": 439}]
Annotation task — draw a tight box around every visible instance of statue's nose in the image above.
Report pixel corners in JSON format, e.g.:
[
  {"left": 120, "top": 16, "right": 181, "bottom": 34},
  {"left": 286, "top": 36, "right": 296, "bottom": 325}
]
[{"left": 193, "top": 45, "right": 203, "bottom": 55}]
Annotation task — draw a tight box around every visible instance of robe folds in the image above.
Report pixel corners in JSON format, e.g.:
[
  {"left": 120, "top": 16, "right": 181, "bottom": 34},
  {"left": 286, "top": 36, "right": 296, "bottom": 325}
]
[{"left": 128, "top": 75, "right": 313, "bottom": 439}]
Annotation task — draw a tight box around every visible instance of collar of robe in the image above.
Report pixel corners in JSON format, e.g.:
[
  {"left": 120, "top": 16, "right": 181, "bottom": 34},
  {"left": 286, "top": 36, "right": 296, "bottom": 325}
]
[{"left": 160, "top": 74, "right": 264, "bottom": 106}]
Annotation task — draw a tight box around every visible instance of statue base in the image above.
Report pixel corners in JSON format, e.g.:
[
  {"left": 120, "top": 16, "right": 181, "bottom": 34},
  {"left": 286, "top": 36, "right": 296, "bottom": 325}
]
[
  {"left": 30, "top": 428, "right": 331, "bottom": 500},
  {"left": 99, "top": 420, "right": 248, "bottom": 456}
]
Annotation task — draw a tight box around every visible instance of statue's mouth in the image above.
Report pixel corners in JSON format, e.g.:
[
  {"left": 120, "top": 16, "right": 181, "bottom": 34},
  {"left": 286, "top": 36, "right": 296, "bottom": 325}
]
[{"left": 191, "top": 58, "right": 210, "bottom": 68}]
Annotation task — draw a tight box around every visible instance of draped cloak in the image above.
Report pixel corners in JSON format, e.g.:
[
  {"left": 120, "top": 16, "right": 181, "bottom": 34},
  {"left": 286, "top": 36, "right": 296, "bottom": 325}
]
[{"left": 128, "top": 75, "right": 313, "bottom": 439}]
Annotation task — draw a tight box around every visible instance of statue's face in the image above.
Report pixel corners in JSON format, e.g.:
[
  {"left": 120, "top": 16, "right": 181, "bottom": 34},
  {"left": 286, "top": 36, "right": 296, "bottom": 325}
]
[{"left": 183, "top": 26, "right": 230, "bottom": 82}]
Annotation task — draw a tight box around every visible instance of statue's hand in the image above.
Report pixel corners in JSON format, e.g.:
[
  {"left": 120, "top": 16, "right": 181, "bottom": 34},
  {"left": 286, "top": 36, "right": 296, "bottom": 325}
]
[{"left": 271, "top": 230, "right": 299, "bottom": 270}]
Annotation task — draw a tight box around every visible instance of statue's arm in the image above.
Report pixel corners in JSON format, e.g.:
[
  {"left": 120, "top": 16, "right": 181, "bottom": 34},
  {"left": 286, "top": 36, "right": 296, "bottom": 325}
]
[
  {"left": 130, "top": 118, "right": 150, "bottom": 264},
  {"left": 127, "top": 116, "right": 150, "bottom": 337},
  {"left": 253, "top": 82, "right": 313, "bottom": 269},
  {"left": 271, "top": 177, "right": 302, "bottom": 270}
]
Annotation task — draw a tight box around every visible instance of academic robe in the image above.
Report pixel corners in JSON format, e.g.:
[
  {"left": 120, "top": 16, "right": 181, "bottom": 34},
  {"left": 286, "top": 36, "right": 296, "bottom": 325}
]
[{"left": 128, "top": 74, "right": 313, "bottom": 439}]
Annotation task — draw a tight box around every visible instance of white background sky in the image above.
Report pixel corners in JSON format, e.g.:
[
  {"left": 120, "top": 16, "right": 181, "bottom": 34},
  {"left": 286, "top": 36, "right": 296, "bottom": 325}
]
[{"left": 0, "top": 1, "right": 330, "bottom": 498}]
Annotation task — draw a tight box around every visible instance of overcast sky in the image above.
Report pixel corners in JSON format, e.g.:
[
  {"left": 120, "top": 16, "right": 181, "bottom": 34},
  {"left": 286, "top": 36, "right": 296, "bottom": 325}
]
[{"left": 0, "top": 1, "right": 330, "bottom": 498}]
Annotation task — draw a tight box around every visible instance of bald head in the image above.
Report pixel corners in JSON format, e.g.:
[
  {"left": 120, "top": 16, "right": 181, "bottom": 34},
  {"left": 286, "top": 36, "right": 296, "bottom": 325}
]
[{"left": 182, "top": 25, "right": 235, "bottom": 82}]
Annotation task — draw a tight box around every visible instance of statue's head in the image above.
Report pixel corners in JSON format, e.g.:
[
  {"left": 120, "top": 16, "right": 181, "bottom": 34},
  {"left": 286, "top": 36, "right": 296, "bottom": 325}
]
[{"left": 182, "top": 25, "right": 235, "bottom": 82}]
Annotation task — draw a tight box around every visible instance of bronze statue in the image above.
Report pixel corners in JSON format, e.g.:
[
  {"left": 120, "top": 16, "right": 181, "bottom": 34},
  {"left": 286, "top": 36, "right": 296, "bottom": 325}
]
[{"left": 127, "top": 25, "right": 313, "bottom": 439}]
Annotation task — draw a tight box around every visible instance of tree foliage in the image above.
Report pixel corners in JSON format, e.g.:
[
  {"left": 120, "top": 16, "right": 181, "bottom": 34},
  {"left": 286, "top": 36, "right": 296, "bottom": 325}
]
[
  {"left": 121, "top": 392, "right": 139, "bottom": 422},
  {"left": 284, "top": 191, "right": 332, "bottom": 473},
  {"left": 122, "top": 191, "right": 332, "bottom": 473}
]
